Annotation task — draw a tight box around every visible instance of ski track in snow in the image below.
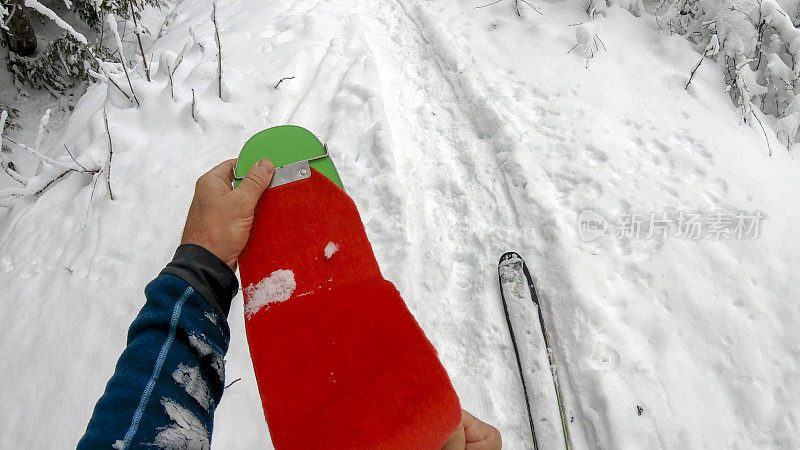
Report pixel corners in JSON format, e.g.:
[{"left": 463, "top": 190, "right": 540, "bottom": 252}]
[{"left": 1, "top": 0, "right": 799, "bottom": 448}]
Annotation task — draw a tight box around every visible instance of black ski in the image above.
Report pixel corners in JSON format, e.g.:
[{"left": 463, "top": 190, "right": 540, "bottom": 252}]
[{"left": 498, "top": 252, "right": 571, "bottom": 449}]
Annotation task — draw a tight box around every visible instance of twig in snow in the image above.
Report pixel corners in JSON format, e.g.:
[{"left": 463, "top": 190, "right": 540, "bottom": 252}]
[
  {"left": 172, "top": 51, "right": 185, "bottom": 76},
  {"left": 191, "top": 89, "right": 198, "bottom": 122},
  {"left": 89, "top": 67, "right": 136, "bottom": 105},
  {"left": 750, "top": 104, "right": 772, "bottom": 156},
  {"left": 212, "top": 1, "right": 223, "bottom": 100},
  {"left": 128, "top": 0, "right": 150, "bottom": 81},
  {"left": 31, "top": 170, "right": 70, "bottom": 195},
  {"left": 84, "top": 171, "right": 102, "bottom": 226},
  {"left": 0, "top": 169, "right": 73, "bottom": 207},
  {"left": 167, "top": 62, "right": 175, "bottom": 101},
  {"left": 225, "top": 377, "right": 242, "bottom": 389},
  {"left": 474, "top": 0, "right": 541, "bottom": 14},
  {"left": 566, "top": 42, "right": 579, "bottom": 54},
  {"left": 474, "top": 0, "right": 503, "bottom": 10},
  {"left": 107, "top": 14, "right": 140, "bottom": 107},
  {"left": 685, "top": 57, "right": 704, "bottom": 89},
  {"left": 595, "top": 34, "right": 607, "bottom": 51},
  {"left": 516, "top": 0, "right": 542, "bottom": 15},
  {"left": 1, "top": 161, "right": 27, "bottom": 185},
  {"left": 103, "top": 109, "right": 115, "bottom": 201},
  {"left": 3, "top": 135, "right": 89, "bottom": 172},
  {"left": 274, "top": 76, "right": 295, "bottom": 89},
  {"left": 64, "top": 145, "right": 89, "bottom": 172}
]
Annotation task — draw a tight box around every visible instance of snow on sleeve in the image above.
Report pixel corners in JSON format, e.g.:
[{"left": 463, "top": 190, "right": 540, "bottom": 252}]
[
  {"left": 187, "top": 333, "right": 225, "bottom": 383},
  {"left": 155, "top": 398, "right": 210, "bottom": 450},
  {"left": 172, "top": 363, "right": 213, "bottom": 411},
  {"left": 324, "top": 242, "right": 339, "bottom": 259},
  {"left": 244, "top": 270, "right": 296, "bottom": 318}
]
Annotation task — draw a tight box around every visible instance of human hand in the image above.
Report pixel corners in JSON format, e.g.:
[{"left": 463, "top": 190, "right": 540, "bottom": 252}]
[
  {"left": 181, "top": 158, "right": 275, "bottom": 269},
  {"left": 442, "top": 410, "right": 502, "bottom": 450}
]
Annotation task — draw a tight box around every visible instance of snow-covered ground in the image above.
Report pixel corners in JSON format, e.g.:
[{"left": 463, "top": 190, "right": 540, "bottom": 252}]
[{"left": 2, "top": 0, "right": 799, "bottom": 448}]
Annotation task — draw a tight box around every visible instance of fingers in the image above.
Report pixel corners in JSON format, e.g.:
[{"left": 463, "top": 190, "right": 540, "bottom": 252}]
[
  {"left": 441, "top": 421, "right": 466, "bottom": 450},
  {"left": 208, "top": 158, "right": 237, "bottom": 185},
  {"left": 462, "top": 410, "right": 502, "bottom": 450},
  {"left": 236, "top": 159, "right": 275, "bottom": 208}
]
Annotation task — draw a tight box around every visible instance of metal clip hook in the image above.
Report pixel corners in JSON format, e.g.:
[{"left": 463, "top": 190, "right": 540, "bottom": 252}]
[{"left": 233, "top": 148, "right": 330, "bottom": 190}]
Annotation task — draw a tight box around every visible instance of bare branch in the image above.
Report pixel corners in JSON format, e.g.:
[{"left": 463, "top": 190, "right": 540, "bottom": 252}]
[
  {"left": 274, "top": 76, "right": 295, "bottom": 89},
  {"left": 89, "top": 67, "right": 135, "bottom": 104},
  {"left": 518, "top": 0, "right": 543, "bottom": 14},
  {"left": 106, "top": 15, "right": 141, "bottom": 106},
  {"left": 1, "top": 160, "right": 27, "bottom": 185},
  {"left": 64, "top": 145, "right": 89, "bottom": 172},
  {"left": 103, "top": 109, "right": 115, "bottom": 201},
  {"left": 167, "top": 61, "right": 175, "bottom": 101},
  {"left": 191, "top": 89, "right": 198, "bottom": 122},
  {"left": 750, "top": 104, "right": 772, "bottom": 156},
  {"left": 685, "top": 57, "right": 704, "bottom": 89},
  {"left": 2, "top": 135, "right": 85, "bottom": 171},
  {"left": 128, "top": 0, "right": 150, "bottom": 81},
  {"left": 212, "top": 1, "right": 223, "bottom": 100},
  {"left": 474, "top": 0, "right": 503, "bottom": 9}
]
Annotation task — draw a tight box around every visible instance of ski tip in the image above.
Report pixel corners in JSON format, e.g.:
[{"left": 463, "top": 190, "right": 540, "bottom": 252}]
[{"left": 499, "top": 251, "right": 523, "bottom": 265}]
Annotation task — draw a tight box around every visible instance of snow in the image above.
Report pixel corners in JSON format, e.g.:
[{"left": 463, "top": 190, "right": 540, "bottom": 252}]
[
  {"left": 106, "top": 14, "right": 128, "bottom": 68},
  {"left": 23, "top": 0, "right": 87, "bottom": 45},
  {"left": 155, "top": 398, "right": 210, "bottom": 449},
  {"left": 1, "top": 0, "right": 800, "bottom": 448},
  {"left": 243, "top": 270, "right": 296, "bottom": 318},
  {"left": 323, "top": 241, "right": 338, "bottom": 259}
]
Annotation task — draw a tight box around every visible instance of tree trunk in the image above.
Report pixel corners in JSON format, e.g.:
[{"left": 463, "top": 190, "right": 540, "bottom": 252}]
[{"left": 3, "top": 0, "right": 37, "bottom": 56}]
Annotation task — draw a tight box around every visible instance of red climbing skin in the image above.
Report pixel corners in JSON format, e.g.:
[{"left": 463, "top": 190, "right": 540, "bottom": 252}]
[{"left": 239, "top": 169, "right": 462, "bottom": 450}]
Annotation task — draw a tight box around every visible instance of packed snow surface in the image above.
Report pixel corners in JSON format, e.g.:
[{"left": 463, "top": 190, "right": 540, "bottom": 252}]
[
  {"left": 244, "top": 270, "right": 296, "bottom": 318},
  {"left": 323, "top": 241, "right": 338, "bottom": 259},
  {"left": 1, "top": 0, "right": 799, "bottom": 448}
]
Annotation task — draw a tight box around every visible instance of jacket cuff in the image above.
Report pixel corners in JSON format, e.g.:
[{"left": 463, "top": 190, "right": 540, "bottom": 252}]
[{"left": 160, "top": 244, "right": 238, "bottom": 319}]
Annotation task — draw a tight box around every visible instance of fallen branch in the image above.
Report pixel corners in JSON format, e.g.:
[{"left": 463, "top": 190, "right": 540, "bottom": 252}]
[{"left": 274, "top": 76, "right": 295, "bottom": 89}]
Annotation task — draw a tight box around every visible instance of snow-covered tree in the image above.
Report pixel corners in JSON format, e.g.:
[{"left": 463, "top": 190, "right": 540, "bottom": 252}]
[
  {"left": 591, "top": 0, "right": 800, "bottom": 148},
  {"left": 1, "top": 0, "right": 163, "bottom": 93}
]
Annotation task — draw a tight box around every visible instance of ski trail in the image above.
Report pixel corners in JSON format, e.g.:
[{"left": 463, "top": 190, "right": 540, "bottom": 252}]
[
  {"left": 359, "top": 1, "right": 590, "bottom": 446},
  {"left": 381, "top": 3, "right": 651, "bottom": 446}
]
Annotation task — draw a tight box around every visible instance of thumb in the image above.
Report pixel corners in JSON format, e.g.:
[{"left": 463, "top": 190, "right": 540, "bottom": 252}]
[{"left": 237, "top": 159, "right": 275, "bottom": 207}]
